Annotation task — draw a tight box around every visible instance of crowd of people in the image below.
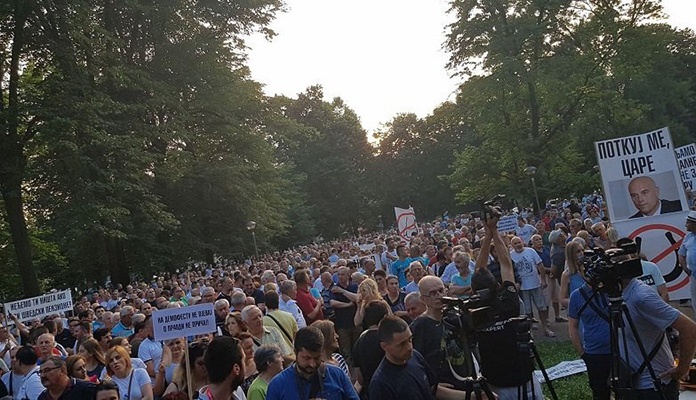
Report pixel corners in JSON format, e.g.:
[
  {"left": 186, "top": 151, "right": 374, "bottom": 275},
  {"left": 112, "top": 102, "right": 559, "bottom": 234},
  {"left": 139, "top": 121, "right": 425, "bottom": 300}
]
[{"left": 0, "top": 193, "right": 695, "bottom": 400}]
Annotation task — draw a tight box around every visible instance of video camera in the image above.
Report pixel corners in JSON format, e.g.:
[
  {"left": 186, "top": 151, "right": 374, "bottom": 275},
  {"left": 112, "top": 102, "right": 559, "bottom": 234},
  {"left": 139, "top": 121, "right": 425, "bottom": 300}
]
[
  {"left": 480, "top": 195, "right": 505, "bottom": 221},
  {"left": 583, "top": 240, "right": 642, "bottom": 292},
  {"left": 441, "top": 289, "right": 496, "bottom": 332}
]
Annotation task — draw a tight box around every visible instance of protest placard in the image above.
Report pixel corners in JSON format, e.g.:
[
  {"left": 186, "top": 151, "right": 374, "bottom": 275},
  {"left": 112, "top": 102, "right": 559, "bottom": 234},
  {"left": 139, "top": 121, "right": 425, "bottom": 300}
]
[
  {"left": 152, "top": 303, "right": 216, "bottom": 342},
  {"left": 595, "top": 127, "right": 687, "bottom": 222},
  {"left": 595, "top": 127, "right": 691, "bottom": 299},
  {"left": 4, "top": 290, "right": 73, "bottom": 322},
  {"left": 534, "top": 359, "right": 587, "bottom": 383},
  {"left": 395, "top": 206, "right": 418, "bottom": 241},
  {"left": 676, "top": 143, "right": 696, "bottom": 192},
  {"left": 497, "top": 214, "right": 518, "bottom": 233}
]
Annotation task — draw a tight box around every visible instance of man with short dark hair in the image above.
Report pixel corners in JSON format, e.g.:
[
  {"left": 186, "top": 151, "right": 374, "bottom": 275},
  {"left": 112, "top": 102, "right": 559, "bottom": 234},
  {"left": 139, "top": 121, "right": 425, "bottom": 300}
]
[
  {"left": 294, "top": 270, "right": 323, "bottom": 325},
  {"left": 4, "top": 346, "right": 43, "bottom": 399},
  {"left": 264, "top": 291, "right": 298, "bottom": 349},
  {"left": 38, "top": 356, "right": 96, "bottom": 399},
  {"left": 370, "top": 316, "right": 438, "bottom": 400},
  {"left": 198, "top": 336, "right": 246, "bottom": 400},
  {"left": 137, "top": 316, "right": 163, "bottom": 384},
  {"left": 266, "top": 326, "right": 359, "bottom": 400}
]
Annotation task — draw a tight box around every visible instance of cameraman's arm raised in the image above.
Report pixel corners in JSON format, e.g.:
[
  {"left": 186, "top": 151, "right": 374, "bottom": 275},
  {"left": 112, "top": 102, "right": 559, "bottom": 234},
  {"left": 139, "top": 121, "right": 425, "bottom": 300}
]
[{"left": 487, "top": 217, "right": 515, "bottom": 284}]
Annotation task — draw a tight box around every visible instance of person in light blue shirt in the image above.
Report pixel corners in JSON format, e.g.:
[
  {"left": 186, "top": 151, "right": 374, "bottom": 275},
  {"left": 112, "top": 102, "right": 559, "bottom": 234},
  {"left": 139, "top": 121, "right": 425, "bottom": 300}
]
[
  {"left": 678, "top": 211, "right": 696, "bottom": 316},
  {"left": 389, "top": 245, "right": 412, "bottom": 288}
]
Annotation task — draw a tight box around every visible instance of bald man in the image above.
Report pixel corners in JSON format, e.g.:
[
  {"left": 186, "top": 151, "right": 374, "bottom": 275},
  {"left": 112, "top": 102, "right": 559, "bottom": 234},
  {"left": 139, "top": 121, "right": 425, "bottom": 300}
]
[{"left": 628, "top": 176, "right": 682, "bottom": 218}]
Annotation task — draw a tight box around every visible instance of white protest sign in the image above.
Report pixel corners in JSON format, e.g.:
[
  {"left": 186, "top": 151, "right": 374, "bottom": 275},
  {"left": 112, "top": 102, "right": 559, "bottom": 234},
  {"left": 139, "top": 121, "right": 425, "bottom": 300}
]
[
  {"left": 153, "top": 303, "right": 216, "bottom": 341},
  {"left": 4, "top": 290, "right": 73, "bottom": 322},
  {"left": 497, "top": 214, "right": 518, "bottom": 233},
  {"left": 395, "top": 206, "right": 418, "bottom": 241},
  {"left": 534, "top": 359, "right": 587, "bottom": 383},
  {"left": 675, "top": 143, "right": 696, "bottom": 192},
  {"left": 612, "top": 212, "right": 691, "bottom": 300},
  {"left": 596, "top": 127, "right": 691, "bottom": 300},
  {"left": 595, "top": 127, "right": 687, "bottom": 222}
]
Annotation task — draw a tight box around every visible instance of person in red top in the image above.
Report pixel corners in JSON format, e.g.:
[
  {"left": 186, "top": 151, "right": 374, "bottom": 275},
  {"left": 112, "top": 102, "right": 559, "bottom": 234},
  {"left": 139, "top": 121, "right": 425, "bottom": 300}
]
[{"left": 293, "top": 269, "right": 324, "bottom": 324}]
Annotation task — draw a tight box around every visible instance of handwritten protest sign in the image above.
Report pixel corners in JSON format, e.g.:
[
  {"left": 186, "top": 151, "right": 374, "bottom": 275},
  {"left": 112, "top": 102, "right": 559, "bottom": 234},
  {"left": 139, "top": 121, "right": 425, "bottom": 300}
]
[
  {"left": 595, "top": 127, "right": 690, "bottom": 299},
  {"left": 153, "top": 303, "right": 216, "bottom": 341},
  {"left": 4, "top": 290, "right": 73, "bottom": 322},
  {"left": 676, "top": 143, "right": 696, "bottom": 192},
  {"left": 497, "top": 214, "right": 518, "bottom": 234}
]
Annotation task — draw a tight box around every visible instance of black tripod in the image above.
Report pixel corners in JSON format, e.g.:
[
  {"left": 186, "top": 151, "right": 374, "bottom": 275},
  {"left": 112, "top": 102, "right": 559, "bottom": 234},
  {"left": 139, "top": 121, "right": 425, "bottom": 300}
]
[
  {"left": 510, "top": 316, "right": 559, "bottom": 400},
  {"left": 578, "top": 283, "right": 666, "bottom": 400},
  {"left": 454, "top": 330, "right": 497, "bottom": 400}
]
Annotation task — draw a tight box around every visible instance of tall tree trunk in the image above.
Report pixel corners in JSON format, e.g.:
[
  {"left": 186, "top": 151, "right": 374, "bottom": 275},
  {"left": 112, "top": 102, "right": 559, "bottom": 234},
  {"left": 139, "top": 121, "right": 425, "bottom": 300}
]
[{"left": 0, "top": 1, "right": 40, "bottom": 296}]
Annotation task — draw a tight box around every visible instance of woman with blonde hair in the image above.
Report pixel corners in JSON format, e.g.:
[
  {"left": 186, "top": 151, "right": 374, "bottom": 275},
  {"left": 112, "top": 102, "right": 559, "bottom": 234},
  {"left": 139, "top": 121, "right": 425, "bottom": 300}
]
[
  {"left": 105, "top": 345, "right": 153, "bottom": 400},
  {"left": 560, "top": 239, "right": 588, "bottom": 307},
  {"left": 78, "top": 337, "right": 106, "bottom": 382},
  {"left": 353, "top": 278, "right": 382, "bottom": 328}
]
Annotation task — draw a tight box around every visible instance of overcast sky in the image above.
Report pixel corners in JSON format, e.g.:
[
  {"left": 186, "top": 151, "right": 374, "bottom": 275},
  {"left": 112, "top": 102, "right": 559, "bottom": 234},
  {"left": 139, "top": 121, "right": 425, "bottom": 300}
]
[{"left": 246, "top": 0, "right": 696, "bottom": 135}]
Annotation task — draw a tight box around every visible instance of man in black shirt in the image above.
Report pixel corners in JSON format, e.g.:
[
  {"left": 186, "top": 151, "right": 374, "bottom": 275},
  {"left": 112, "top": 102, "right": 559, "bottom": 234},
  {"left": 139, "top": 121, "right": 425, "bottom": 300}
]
[
  {"left": 411, "top": 274, "right": 473, "bottom": 395},
  {"left": 329, "top": 266, "right": 359, "bottom": 367},
  {"left": 353, "top": 300, "right": 390, "bottom": 397},
  {"left": 472, "top": 214, "right": 542, "bottom": 399},
  {"left": 38, "top": 356, "right": 96, "bottom": 400},
  {"left": 370, "top": 316, "right": 437, "bottom": 400}
]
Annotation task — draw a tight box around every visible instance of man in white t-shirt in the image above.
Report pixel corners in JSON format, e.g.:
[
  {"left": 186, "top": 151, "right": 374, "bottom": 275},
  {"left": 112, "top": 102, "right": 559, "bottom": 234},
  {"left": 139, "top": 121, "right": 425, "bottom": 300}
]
[
  {"left": 510, "top": 236, "right": 554, "bottom": 337},
  {"left": 515, "top": 217, "right": 538, "bottom": 245}
]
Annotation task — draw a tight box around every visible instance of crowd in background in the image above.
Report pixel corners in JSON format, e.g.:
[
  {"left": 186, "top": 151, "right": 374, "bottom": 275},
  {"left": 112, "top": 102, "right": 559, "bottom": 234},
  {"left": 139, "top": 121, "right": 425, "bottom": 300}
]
[{"left": 3, "top": 191, "right": 686, "bottom": 400}]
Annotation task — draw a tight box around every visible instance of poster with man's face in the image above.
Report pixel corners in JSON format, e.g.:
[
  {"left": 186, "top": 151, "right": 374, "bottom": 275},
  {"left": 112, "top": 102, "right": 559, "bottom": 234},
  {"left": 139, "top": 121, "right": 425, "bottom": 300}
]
[
  {"left": 595, "top": 127, "right": 687, "bottom": 222},
  {"left": 595, "top": 127, "right": 691, "bottom": 300}
]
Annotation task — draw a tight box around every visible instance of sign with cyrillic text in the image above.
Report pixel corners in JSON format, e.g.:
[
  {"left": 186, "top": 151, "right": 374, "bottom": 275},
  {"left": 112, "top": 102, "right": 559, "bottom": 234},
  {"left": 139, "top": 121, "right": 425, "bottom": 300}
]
[
  {"left": 595, "top": 127, "right": 690, "bottom": 299},
  {"left": 675, "top": 143, "right": 696, "bottom": 192},
  {"left": 152, "top": 303, "right": 216, "bottom": 341},
  {"left": 497, "top": 214, "right": 518, "bottom": 233},
  {"left": 4, "top": 290, "right": 73, "bottom": 322},
  {"left": 595, "top": 127, "right": 686, "bottom": 222}
]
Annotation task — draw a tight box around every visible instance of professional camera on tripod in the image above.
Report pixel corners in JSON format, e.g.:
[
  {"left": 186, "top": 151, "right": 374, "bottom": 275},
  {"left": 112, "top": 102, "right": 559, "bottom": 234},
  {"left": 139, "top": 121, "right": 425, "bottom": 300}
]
[
  {"left": 441, "top": 289, "right": 496, "bottom": 333},
  {"left": 583, "top": 241, "right": 643, "bottom": 296},
  {"left": 579, "top": 239, "right": 672, "bottom": 400}
]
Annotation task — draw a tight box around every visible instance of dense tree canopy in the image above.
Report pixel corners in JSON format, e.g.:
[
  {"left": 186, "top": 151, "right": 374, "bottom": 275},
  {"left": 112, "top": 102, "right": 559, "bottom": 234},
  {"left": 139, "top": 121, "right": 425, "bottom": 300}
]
[{"left": 1, "top": 0, "right": 694, "bottom": 297}]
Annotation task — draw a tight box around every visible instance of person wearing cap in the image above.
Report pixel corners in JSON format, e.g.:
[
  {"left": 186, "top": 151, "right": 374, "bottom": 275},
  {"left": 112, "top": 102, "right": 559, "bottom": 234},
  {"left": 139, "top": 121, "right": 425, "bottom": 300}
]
[{"left": 678, "top": 211, "right": 696, "bottom": 316}]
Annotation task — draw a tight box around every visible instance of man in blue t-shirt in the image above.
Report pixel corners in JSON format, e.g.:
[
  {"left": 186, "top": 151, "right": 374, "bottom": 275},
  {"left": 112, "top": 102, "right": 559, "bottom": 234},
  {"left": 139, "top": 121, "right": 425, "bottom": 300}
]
[
  {"left": 390, "top": 244, "right": 412, "bottom": 288},
  {"left": 266, "top": 327, "right": 358, "bottom": 400}
]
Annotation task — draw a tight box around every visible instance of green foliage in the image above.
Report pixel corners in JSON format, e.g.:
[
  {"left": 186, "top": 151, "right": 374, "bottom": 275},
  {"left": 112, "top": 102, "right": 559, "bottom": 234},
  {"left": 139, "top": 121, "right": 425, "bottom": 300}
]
[{"left": 445, "top": 0, "right": 696, "bottom": 207}]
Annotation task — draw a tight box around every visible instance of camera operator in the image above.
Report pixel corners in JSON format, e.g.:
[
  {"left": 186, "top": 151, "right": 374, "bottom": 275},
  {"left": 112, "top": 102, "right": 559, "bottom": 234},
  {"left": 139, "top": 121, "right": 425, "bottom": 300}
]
[
  {"left": 611, "top": 238, "right": 696, "bottom": 400},
  {"left": 472, "top": 213, "right": 543, "bottom": 400}
]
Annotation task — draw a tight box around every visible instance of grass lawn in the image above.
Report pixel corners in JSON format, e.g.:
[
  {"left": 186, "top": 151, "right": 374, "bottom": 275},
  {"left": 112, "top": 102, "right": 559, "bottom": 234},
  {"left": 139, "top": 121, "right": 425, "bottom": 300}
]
[{"left": 535, "top": 340, "right": 593, "bottom": 400}]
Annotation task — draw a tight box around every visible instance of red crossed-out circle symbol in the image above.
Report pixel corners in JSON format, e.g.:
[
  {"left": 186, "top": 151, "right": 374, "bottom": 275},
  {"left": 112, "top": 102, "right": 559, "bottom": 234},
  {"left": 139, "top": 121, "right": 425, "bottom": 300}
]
[
  {"left": 628, "top": 223, "right": 690, "bottom": 292},
  {"left": 397, "top": 211, "right": 417, "bottom": 240}
]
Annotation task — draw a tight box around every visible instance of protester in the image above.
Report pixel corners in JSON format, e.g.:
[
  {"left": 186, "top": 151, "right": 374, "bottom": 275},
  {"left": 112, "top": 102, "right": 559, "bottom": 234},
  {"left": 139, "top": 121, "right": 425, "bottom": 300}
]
[
  {"left": 369, "top": 316, "right": 438, "bottom": 399},
  {"left": 163, "top": 340, "right": 209, "bottom": 398},
  {"left": 265, "top": 326, "right": 359, "bottom": 400},
  {"left": 38, "top": 356, "right": 96, "bottom": 399},
  {"left": 198, "top": 336, "right": 246, "bottom": 400},
  {"left": 246, "top": 345, "right": 283, "bottom": 400},
  {"left": 104, "top": 346, "right": 153, "bottom": 400}
]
